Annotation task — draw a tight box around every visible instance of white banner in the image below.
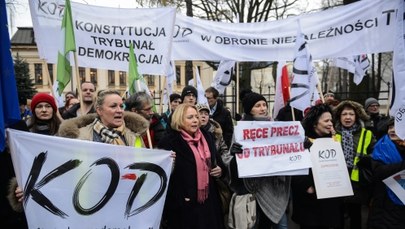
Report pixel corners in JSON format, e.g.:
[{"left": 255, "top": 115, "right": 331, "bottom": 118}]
[
  {"left": 395, "top": 106, "right": 405, "bottom": 140},
  {"left": 290, "top": 24, "right": 319, "bottom": 112},
  {"left": 310, "top": 138, "right": 353, "bottom": 199},
  {"left": 234, "top": 121, "right": 311, "bottom": 178},
  {"left": 7, "top": 129, "right": 173, "bottom": 229},
  {"left": 391, "top": 0, "right": 405, "bottom": 118},
  {"left": 29, "top": 0, "right": 175, "bottom": 75},
  {"left": 173, "top": 0, "right": 399, "bottom": 61},
  {"left": 31, "top": 0, "right": 400, "bottom": 64},
  {"left": 332, "top": 54, "right": 370, "bottom": 85}
]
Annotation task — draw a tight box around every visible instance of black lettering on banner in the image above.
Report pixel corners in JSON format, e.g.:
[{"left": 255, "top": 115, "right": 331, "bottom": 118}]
[
  {"left": 124, "top": 162, "right": 167, "bottom": 218},
  {"left": 24, "top": 152, "right": 81, "bottom": 218},
  {"left": 382, "top": 9, "right": 395, "bottom": 25},
  {"left": 395, "top": 107, "right": 405, "bottom": 122},
  {"left": 318, "top": 149, "right": 336, "bottom": 160},
  {"left": 73, "top": 157, "right": 119, "bottom": 215}
]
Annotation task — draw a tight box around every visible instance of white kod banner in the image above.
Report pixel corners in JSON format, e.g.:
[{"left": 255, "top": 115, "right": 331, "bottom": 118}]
[
  {"left": 7, "top": 129, "right": 173, "bottom": 229},
  {"left": 310, "top": 138, "right": 353, "bottom": 199},
  {"left": 29, "top": 0, "right": 175, "bottom": 75},
  {"left": 234, "top": 121, "right": 310, "bottom": 178},
  {"left": 173, "top": 0, "right": 400, "bottom": 61}
]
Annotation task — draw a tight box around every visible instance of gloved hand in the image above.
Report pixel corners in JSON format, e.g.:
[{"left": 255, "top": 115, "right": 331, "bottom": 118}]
[{"left": 230, "top": 142, "right": 243, "bottom": 155}]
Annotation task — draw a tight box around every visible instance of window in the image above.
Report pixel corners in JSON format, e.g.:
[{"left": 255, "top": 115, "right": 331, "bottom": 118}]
[
  {"left": 47, "top": 64, "right": 54, "bottom": 82},
  {"left": 176, "top": 66, "right": 180, "bottom": 85},
  {"left": 119, "top": 71, "right": 126, "bottom": 86},
  {"left": 108, "top": 70, "right": 115, "bottom": 86},
  {"left": 145, "top": 74, "right": 155, "bottom": 86},
  {"left": 34, "top": 63, "right": 43, "bottom": 85},
  {"left": 79, "top": 67, "right": 85, "bottom": 84},
  {"left": 90, "top": 68, "right": 97, "bottom": 85}
]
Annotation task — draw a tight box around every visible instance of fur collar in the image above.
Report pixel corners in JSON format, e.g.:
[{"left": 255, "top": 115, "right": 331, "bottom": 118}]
[{"left": 58, "top": 112, "right": 149, "bottom": 139}]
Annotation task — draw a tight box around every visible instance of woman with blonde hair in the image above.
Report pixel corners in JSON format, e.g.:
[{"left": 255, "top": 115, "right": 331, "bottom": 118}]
[
  {"left": 158, "top": 104, "right": 224, "bottom": 229},
  {"left": 58, "top": 89, "right": 149, "bottom": 146}
]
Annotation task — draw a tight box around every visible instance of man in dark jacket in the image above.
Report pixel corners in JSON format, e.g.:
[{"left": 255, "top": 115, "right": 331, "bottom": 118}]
[
  {"left": 62, "top": 82, "right": 96, "bottom": 119},
  {"left": 205, "top": 87, "right": 234, "bottom": 148},
  {"left": 364, "top": 97, "right": 386, "bottom": 139},
  {"left": 125, "top": 91, "right": 165, "bottom": 148}
]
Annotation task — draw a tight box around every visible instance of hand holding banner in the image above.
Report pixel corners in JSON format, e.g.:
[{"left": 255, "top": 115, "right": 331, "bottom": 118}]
[
  {"left": 309, "top": 138, "right": 353, "bottom": 199},
  {"left": 234, "top": 121, "right": 310, "bottom": 178},
  {"left": 7, "top": 129, "right": 173, "bottom": 229}
]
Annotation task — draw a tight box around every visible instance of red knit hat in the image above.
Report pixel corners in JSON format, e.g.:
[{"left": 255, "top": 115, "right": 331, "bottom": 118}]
[{"left": 31, "top": 93, "right": 57, "bottom": 112}]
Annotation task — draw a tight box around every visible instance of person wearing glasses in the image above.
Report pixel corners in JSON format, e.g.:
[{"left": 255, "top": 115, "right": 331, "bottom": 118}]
[
  {"left": 364, "top": 97, "right": 386, "bottom": 139},
  {"left": 205, "top": 87, "right": 234, "bottom": 148},
  {"left": 181, "top": 85, "right": 198, "bottom": 105},
  {"left": 160, "top": 93, "right": 182, "bottom": 129},
  {"left": 125, "top": 91, "right": 165, "bottom": 148}
]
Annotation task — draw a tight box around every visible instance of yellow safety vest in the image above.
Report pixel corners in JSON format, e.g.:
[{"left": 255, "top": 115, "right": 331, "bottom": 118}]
[
  {"left": 134, "top": 136, "right": 143, "bottom": 148},
  {"left": 335, "top": 128, "right": 373, "bottom": 182}
]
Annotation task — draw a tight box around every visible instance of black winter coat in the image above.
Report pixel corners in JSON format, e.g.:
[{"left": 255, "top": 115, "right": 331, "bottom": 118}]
[
  {"left": 291, "top": 133, "right": 344, "bottom": 228},
  {"left": 158, "top": 128, "right": 224, "bottom": 229},
  {"left": 211, "top": 100, "right": 234, "bottom": 148},
  {"left": 367, "top": 140, "right": 405, "bottom": 229}
]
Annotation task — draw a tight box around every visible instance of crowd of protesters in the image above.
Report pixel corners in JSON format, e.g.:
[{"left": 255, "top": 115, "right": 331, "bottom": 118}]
[{"left": 1, "top": 83, "right": 404, "bottom": 229}]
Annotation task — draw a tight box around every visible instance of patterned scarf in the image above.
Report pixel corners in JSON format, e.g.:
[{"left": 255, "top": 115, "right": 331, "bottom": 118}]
[
  {"left": 341, "top": 123, "right": 358, "bottom": 168},
  {"left": 93, "top": 119, "right": 126, "bottom": 146},
  {"left": 180, "top": 129, "right": 211, "bottom": 203}
]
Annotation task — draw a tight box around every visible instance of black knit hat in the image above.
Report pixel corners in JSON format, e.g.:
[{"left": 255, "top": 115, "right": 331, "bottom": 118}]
[
  {"left": 242, "top": 92, "right": 267, "bottom": 115},
  {"left": 181, "top": 85, "right": 198, "bottom": 101},
  {"left": 169, "top": 93, "right": 181, "bottom": 103}
]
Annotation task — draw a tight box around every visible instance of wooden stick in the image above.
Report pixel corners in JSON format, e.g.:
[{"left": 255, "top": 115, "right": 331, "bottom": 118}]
[
  {"left": 43, "top": 61, "right": 63, "bottom": 122},
  {"left": 137, "top": 80, "right": 153, "bottom": 149},
  {"left": 317, "top": 83, "right": 325, "bottom": 104},
  {"left": 73, "top": 53, "right": 84, "bottom": 116},
  {"left": 236, "top": 62, "right": 240, "bottom": 114}
]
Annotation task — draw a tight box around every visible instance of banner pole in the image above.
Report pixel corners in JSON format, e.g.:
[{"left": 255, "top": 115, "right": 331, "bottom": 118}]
[
  {"left": 236, "top": 62, "right": 240, "bottom": 114},
  {"left": 137, "top": 80, "right": 153, "bottom": 149},
  {"left": 73, "top": 53, "right": 84, "bottom": 116},
  {"left": 43, "top": 61, "right": 63, "bottom": 122},
  {"left": 160, "top": 75, "right": 166, "bottom": 114},
  {"left": 317, "top": 83, "right": 325, "bottom": 103}
]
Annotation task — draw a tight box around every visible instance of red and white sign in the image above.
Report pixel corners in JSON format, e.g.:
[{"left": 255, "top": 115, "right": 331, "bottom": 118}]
[{"left": 234, "top": 121, "right": 310, "bottom": 178}]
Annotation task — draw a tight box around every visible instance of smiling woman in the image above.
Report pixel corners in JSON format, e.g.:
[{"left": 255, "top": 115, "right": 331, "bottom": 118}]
[{"left": 58, "top": 89, "right": 149, "bottom": 147}]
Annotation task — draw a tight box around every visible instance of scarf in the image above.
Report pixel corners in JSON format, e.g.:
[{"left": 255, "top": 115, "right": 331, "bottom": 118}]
[
  {"left": 93, "top": 119, "right": 126, "bottom": 146},
  {"left": 180, "top": 129, "right": 211, "bottom": 203},
  {"left": 372, "top": 135, "right": 404, "bottom": 206},
  {"left": 341, "top": 123, "right": 358, "bottom": 168}
]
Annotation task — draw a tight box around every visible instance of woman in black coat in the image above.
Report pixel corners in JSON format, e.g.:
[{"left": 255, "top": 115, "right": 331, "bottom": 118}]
[
  {"left": 291, "top": 104, "right": 344, "bottom": 229},
  {"left": 158, "top": 104, "right": 224, "bottom": 229}
]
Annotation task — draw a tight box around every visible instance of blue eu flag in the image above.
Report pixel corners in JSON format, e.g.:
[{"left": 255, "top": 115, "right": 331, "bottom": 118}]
[{"left": 0, "top": 0, "right": 21, "bottom": 151}]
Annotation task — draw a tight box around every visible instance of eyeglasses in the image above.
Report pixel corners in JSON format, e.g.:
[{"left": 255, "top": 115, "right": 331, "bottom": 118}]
[
  {"left": 369, "top": 104, "right": 380, "bottom": 108},
  {"left": 141, "top": 106, "right": 153, "bottom": 112}
]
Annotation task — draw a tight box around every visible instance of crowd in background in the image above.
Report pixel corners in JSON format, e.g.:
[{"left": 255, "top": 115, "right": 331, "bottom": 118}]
[{"left": 1, "top": 83, "right": 404, "bottom": 229}]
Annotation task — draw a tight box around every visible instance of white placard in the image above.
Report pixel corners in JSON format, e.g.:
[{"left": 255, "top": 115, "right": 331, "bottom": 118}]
[
  {"left": 7, "top": 129, "right": 173, "bottom": 229},
  {"left": 395, "top": 107, "right": 405, "bottom": 140},
  {"left": 310, "top": 138, "right": 353, "bottom": 199},
  {"left": 383, "top": 169, "right": 405, "bottom": 205},
  {"left": 234, "top": 121, "right": 311, "bottom": 178}
]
